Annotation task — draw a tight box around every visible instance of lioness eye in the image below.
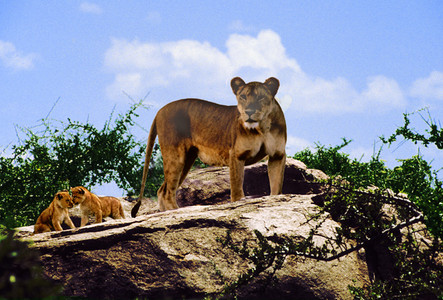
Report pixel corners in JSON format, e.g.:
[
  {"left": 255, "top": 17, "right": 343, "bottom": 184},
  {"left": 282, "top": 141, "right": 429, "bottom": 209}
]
[{"left": 240, "top": 94, "right": 246, "bottom": 100}]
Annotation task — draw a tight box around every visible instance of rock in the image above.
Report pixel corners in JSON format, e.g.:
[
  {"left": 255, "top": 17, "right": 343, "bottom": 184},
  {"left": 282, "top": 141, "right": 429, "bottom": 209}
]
[
  {"left": 23, "top": 194, "right": 369, "bottom": 299},
  {"left": 15, "top": 159, "right": 372, "bottom": 299},
  {"left": 177, "top": 157, "right": 329, "bottom": 207}
]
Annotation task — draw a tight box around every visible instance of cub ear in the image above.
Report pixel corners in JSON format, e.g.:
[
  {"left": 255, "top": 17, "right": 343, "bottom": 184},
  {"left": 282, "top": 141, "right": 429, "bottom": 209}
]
[
  {"left": 56, "top": 193, "right": 63, "bottom": 200},
  {"left": 231, "top": 77, "right": 246, "bottom": 95},
  {"left": 264, "top": 77, "right": 280, "bottom": 97}
]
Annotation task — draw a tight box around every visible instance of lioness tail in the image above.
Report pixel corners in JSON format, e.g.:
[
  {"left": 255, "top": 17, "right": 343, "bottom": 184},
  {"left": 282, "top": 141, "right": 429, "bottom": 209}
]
[{"left": 131, "top": 118, "right": 157, "bottom": 217}]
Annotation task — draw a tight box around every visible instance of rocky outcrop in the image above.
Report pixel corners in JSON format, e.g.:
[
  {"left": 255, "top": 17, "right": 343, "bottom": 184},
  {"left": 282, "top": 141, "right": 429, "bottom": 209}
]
[
  {"left": 177, "top": 158, "right": 329, "bottom": 207},
  {"left": 24, "top": 195, "right": 369, "bottom": 299},
  {"left": 18, "top": 159, "right": 371, "bottom": 299}
]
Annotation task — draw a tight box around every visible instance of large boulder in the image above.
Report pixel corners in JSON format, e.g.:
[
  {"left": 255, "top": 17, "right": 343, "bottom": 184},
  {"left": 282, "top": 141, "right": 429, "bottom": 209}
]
[
  {"left": 24, "top": 194, "right": 369, "bottom": 299},
  {"left": 177, "top": 157, "right": 328, "bottom": 207}
]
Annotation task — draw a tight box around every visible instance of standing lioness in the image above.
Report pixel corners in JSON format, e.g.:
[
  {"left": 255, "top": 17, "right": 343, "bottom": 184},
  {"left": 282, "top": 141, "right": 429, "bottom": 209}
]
[{"left": 131, "top": 77, "right": 287, "bottom": 217}]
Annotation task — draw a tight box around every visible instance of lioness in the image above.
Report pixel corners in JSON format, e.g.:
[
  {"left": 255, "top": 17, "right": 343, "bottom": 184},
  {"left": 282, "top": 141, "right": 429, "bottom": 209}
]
[
  {"left": 34, "top": 191, "right": 76, "bottom": 234},
  {"left": 71, "top": 186, "right": 125, "bottom": 227},
  {"left": 131, "top": 77, "right": 287, "bottom": 217}
]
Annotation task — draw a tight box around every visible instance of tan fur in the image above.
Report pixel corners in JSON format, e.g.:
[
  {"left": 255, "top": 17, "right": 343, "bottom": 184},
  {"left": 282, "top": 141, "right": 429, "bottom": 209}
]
[
  {"left": 71, "top": 186, "right": 125, "bottom": 227},
  {"left": 34, "top": 191, "right": 76, "bottom": 234},
  {"left": 131, "top": 77, "right": 287, "bottom": 217}
]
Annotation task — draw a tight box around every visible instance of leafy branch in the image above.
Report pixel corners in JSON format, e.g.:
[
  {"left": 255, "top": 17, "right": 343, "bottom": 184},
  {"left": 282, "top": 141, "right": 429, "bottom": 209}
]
[{"left": 381, "top": 108, "right": 443, "bottom": 149}]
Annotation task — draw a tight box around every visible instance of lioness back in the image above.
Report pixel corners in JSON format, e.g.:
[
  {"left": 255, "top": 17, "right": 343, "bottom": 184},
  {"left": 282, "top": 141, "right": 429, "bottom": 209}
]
[{"left": 155, "top": 99, "right": 238, "bottom": 166}]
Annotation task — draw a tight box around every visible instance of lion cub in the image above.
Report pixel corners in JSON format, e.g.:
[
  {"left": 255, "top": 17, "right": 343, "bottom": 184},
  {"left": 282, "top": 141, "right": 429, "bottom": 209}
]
[
  {"left": 34, "top": 191, "right": 76, "bottom": 234},
  {"left": 70, "top": 186, "right": 125, "bottom": 227}
]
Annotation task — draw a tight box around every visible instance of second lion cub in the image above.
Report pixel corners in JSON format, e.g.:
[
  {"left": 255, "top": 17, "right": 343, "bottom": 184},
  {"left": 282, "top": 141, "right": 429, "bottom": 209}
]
[{"left": 71, "top": 186, "right": 125, "bottom": 227}]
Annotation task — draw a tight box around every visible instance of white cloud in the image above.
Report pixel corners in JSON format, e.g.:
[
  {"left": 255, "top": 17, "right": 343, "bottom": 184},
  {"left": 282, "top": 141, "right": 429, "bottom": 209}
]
[
  {"left": 410, "top": 71, "right": 443, "bottom": 101},
  {"left": 361, "top": 76, "right": 405, "bottom": 109},
  {"left": 106, "top": 73, "right": 143, "bottom": 100},
  {"left": 226, "top": 30, "right": 301, "bottom": 74},
  {"left": 105, "top": 39, "right": 165, "bottom": 71},
  {"left": 276, "top": 95, "right": 293, "bottom": 112},
  {"left": 285, "top": 135, "right": 313, "bottom": 155},
  {"left": 0, "top": 40, "right": 36, "bottom": 70},
  {"left": 104, "top": 30, "right": 300, "bottom": 101},
  {"left": 288, "top": 75, "right": 360, "bottom": 113},
  {"left": 103, "top": 29, "right": 408, "bottom": 113},
  {"left": 104, "top": 38, "right": 233, "bottom": 99},
  {"left": 79, "top": 2, "right": 102, "bottom": 14}
]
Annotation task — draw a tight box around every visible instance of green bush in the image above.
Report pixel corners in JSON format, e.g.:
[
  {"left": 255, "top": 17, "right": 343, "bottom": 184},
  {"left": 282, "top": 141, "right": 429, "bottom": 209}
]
[
  {"left": 381, "top": 108, "right": 443, "bottom": 239},
  {"left": 0, "top": 101, "right": 163, "bottom": 228},
  {"left": 293, "top": 139, "right": 442, "bottom": 239},
  {"left": 289, "top": 111, "right": 443, "bottom": 299}
]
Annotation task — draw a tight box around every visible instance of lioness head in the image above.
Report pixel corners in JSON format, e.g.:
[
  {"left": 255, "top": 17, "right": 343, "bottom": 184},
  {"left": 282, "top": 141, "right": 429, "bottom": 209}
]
[
  {"left": 70, "top": 186, "right": 87, "bottom": 205},
  {"left": 231, "top": 77, "right": 280, "bottom": 130},
  {"left": 55, "top": 191, "right": 74, "bottom": 209}
]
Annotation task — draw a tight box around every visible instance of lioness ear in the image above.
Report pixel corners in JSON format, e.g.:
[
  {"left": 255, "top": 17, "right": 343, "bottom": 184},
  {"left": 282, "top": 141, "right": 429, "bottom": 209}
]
[
  {"left": 79, "top": 188, "right": 85, "bottom": 195},
  {"left": 264, "top": 77, "right": 279, "bottom": 97},
  {"left": 231, "top": 77, "right": 246, "bottom": 95}
]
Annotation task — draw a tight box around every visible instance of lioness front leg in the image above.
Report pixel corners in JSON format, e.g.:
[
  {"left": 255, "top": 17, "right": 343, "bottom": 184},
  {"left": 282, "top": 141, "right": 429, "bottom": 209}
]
[
  {"left": 229, "top": 155, "right": 245, "bottom": 201},
  {"left": 268, "top": 154, "right": 286, "bottom": 195}
]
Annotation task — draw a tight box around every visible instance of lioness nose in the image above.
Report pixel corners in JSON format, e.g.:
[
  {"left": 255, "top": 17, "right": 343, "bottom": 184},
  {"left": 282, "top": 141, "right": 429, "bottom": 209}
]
[{"left": 245, "top": 110, "right": 254, "bottom": 117}]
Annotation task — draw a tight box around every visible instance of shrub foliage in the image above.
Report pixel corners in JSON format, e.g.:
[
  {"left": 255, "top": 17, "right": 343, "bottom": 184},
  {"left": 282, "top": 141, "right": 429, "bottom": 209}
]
[{"left": 0, "top": 101, "right": 163, "bottom": 228}]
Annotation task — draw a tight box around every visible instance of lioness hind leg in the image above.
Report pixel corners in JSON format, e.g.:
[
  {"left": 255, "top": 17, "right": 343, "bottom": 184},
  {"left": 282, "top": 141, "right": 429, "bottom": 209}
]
[
  {"left": 178, "top": 147, "right": 198, "bottom": 186},
  {"left": 157, "top": 153, "right": 188, "bottom": 211},
  {"left": 157, "top": 180, "right": 180, "bottom": 211}
]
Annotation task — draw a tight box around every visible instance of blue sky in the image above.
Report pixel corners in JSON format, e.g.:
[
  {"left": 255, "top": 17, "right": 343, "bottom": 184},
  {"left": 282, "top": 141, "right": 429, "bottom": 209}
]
[{"left": 1, "top": 1, "right": 443, "bottom": 195}]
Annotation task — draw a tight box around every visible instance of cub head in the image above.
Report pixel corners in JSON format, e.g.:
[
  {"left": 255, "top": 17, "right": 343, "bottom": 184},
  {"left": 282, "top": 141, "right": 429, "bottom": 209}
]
[
  {"left": 70, "top": 186, "right": 87, "bottom": 205},
  {"left": 231, "top": 77, "right": 280, "bottom": 130},
  {"left": 55, "top": 191, "right": 74, "bottom": 209}
]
